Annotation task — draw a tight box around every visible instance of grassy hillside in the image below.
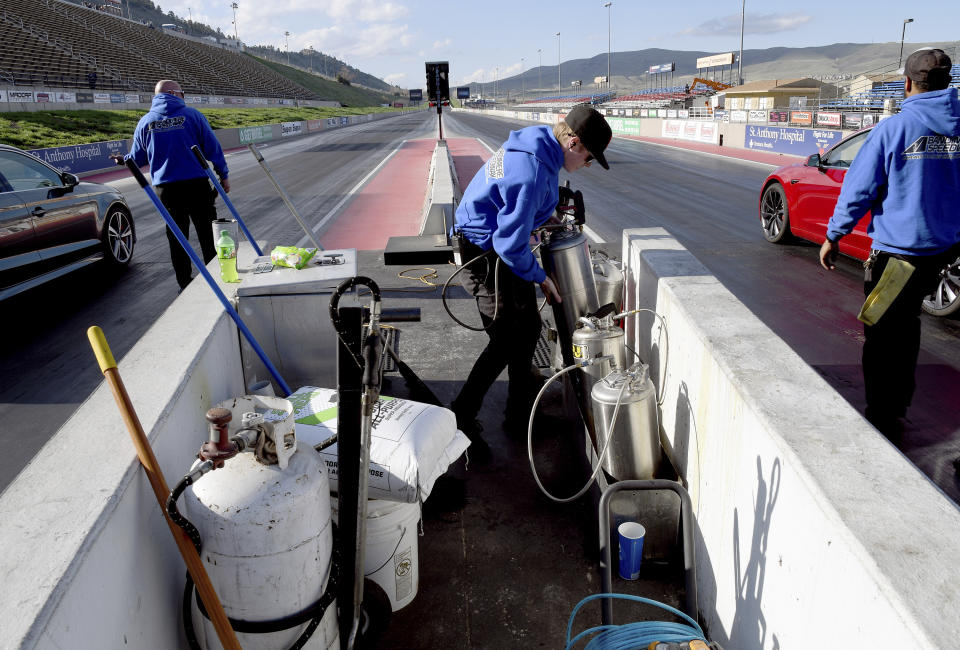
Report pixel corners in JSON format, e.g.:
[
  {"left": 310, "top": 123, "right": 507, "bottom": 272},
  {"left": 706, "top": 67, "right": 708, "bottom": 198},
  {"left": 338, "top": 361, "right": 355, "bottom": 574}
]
[
  {"left": 250, "top": 55, "right": 399, "bottom": 106},
  {"left": 0, "top": 105, "right": 406, "bottom": 150}
]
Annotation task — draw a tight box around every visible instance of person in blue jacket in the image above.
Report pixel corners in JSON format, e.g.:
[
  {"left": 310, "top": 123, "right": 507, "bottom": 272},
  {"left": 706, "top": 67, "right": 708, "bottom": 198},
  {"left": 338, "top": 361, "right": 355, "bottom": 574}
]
[
  {"left": 450, "top": 105, "right": 612, "bottom": 461},
  {"left": 820, "top": 48, "right": 960, "bottom": 440},
  {"left": 114, "top": 80, "right": 230, "bottom": 290}
]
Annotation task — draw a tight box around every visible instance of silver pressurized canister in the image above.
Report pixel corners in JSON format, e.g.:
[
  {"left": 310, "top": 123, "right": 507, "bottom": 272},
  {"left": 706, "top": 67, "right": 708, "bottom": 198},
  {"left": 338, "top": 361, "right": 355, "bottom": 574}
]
[
  {"left": 541, "top": 228, "right": 599, "bottom": 367},
  {"left": 591, "top": 364, "right": 660, "bottom": 481}
]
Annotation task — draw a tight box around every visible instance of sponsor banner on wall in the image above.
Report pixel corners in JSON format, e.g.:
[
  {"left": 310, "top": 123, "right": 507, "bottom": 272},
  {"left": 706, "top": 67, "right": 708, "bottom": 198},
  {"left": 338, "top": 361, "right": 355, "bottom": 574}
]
[
  {"left": 678, "top": 109, "right": 689, "bottom": 119},
  {"left": 607, "top": 117, "right": 641, "bottom": 137},
  {"left": 816, "top": 111, "right": 841, "bottom": 127},
  {"left": 110, "top": 93, "right": 125, "bottom": 103},
  {"left": 657, "top": 109, "right": 667, "bottom": 118},
  {"left": 238, "top": 125, "right": 272, "bottom": 144},
  {"left": 123, "top": 94, "right": 137, "bottom": 103},
  {"left": 660, "top": 120, "right": 720, "bottom": 144},
  {"left": 748, "top": 110, "right": 767, "bottom": 123},
  {"left": 55, "top": 91, "right": 77, "bottom": 103},
  {"left": 768, "top": 111, "right": 788, "bottom": 123},
  {"left": 280, "top": 121, "right": 304, "bottom": 137},
  {"left": 210, "top": 96, "right": 224, "bottom": 104},
  {"left": 744, "top": 125, "right": 843, "bottom": 156},
  {"left": 76, "top": 92, "right": 94, "bottom": 103},
  {"left": 730, "top": 110, "right": 748, "bottom": 123},
  {"left": 0, "top": 90, "right": 5, "bottom": 102},
  {"left": 8, "top": 90, "right": 35, "bottom": 102},
  {"left": 28, "top": 139, "right": 128, "bottom": 174},
  {"left": 94, "top": 93, "right": 111, "bottom": 103},
  {"left": 789, "top": 110, "right": 813, "bottom": 125},
  {"left": 35, "top": 92, "right": 51, "bottom": 103},
  {"left": 667, "top": 109, "right": 678, "bottom": 118},
  {"left": 340, "top": 117, "right": 349, "bottom": 125},
  {"left": 306, "top": 119, "right": 324, "bottom": 132},
  {"left": 713, "top": 109, "right": 728, "bottom": 122},
  {"left": 844, "top": 113, "right": 863, "bottom": 129},
  {"left": 186, "top": 95, "right": 202, "bottom": 103}
]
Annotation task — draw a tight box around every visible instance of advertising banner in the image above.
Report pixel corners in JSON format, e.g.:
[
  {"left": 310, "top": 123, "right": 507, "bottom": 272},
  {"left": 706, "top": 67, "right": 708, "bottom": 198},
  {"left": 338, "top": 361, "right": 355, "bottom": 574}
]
[
  {"left": 238, "top": 125, "right": 272, "bottom": 144},
  {"left": 678, "top": 109, "right": 689, "bottom": 119},
  {"left": 0, "top": 90, "right": 6, "bottom": 102},
  {"left": 35, "top": 92, "right": 51, "bottom": 103},
  {"left": 862, "top": 114, "right": 876, "bottom": 128},
  {"left": 696, "top": 52, "right": 734, "bottom": 68},
  {"left": 816, "top": 111, "right": 841, "bottom": 127},
  {"left": 109, "top": 93, "right": 125, "bottom": 103},
  {"left": 340, "top": 116, "right": 349, "bottom": 125},
  {"left": 409, "top": 89, "right": 422, "bottom": 101},
  {"left": 210, "top": 96, "right": 224, "bottom": 104},
  {"left": 306, "top": 119, "right": 324, "bottom": 132},
  {"left": 8, "top": 90, "right": 35, "bottom": 102},
  {"left": 280, "top": 121, "right": 304, "bottom": 137},
  {"left": 730, "top": 110, "right": 748, "bottom": 123},
  {"left": 844, "top": 113, "right": 863, "bottom": 129},
  {"left": 744, "top": 125, "right": 843, "bottom": 156},
  {"left": 657, "top": 109, "right": 667, "bottom": 118},
  {"left": 93, "top": 93, "right": 111, "bottom": 103},
  {"left": 661, "top": 120, "right": 720, "bottom": 144},
  {"left": 714, "top": 109, "right": 729, "bottom": 122},
  {"left": 55, "top": 91, "right": 77, "bottom": 103},
  {"left": 789, "top": 110, "right": 813, "bottom": 125},
  {"left": 77, "top": 92, "right": 94, "bottom": 103},
  {"left": 748, "top": 110, "right": 767, "bottom": 123},
  {"left": 607, "top": 117, "right": 641, "bottom": 137},
  {"left": 667, "top": 109, "right": 678, "bottom": 118},
  {"left": 769, "top": 111, "right": 788, "bottom": 123},
  {"left": 28, "top": 139, "right": 128, "bottom": 174}
]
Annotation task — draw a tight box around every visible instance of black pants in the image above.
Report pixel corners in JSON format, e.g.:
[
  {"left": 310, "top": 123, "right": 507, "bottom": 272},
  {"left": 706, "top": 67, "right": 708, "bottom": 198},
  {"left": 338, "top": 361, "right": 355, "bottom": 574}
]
[
  {"left": 156, "top": 177, "right": 218, "bottom": 289},
  {"left": 862, "top": 247, "right": 956, "bottom": 424},
  {"left": 451, "top": 240, "right": 542, "bottom": 424}
]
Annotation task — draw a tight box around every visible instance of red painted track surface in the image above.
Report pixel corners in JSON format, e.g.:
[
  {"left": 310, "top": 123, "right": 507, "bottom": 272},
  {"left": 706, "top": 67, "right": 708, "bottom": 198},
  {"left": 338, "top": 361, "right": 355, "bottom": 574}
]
[
  {"left": 445, "top": 137, "right": 492, "bottom": 188},
  {"left": 319, "top": 138, "right": 435, "bottom": 250}
]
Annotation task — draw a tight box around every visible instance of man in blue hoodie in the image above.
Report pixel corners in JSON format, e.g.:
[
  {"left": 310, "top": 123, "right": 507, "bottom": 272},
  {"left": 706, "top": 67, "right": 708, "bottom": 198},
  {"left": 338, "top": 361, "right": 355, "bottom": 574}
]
[
  {"left": 116, "top": 80, "right": 230, "bottom": 290},
  {"left": 820, "top": 48, "right": 960, "bottom": 439},
  {"left": 450, "top": 105, "right": 612, "bottom": 460}
]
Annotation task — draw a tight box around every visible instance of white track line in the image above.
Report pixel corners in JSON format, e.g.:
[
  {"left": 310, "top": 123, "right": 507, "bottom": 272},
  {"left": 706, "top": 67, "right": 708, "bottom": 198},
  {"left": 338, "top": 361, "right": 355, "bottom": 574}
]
[
  {"left": 296, "top": 140, "right": 407, "bottom": 248},
  {"left": 613, "top": 133, "right": 781, "bottom": 168}
]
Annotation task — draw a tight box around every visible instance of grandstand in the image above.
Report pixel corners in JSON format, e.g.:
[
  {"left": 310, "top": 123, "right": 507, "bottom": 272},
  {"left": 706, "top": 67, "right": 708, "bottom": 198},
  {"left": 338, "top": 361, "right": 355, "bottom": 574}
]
[{"left": 0, "top": 0, "right": 315, "bottom": 98}]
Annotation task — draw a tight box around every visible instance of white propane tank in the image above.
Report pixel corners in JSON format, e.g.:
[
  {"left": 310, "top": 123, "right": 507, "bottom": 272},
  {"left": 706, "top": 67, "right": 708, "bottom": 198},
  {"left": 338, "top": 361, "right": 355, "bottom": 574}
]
[{"left": 184, "top": 395, "right": 338, "bottom": 650}]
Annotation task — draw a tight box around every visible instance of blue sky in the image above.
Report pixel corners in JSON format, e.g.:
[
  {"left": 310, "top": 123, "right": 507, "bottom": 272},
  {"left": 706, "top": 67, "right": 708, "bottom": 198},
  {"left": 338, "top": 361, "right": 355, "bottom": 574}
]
[{"left": 164, "top": 1, "right": 960, "bottom": 89}]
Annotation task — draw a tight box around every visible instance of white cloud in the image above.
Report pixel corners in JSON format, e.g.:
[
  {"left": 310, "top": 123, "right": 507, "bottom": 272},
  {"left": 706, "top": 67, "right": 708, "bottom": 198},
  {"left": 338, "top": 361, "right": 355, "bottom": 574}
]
[
  {"left": 384, "top": 72, "right": 406, "bottom": 84},
  {"left": 432, "top": 38, "right": 452, "bottom": 50},
  {"left": 677, "top": 12, "right": 811, "bottom": 37}
]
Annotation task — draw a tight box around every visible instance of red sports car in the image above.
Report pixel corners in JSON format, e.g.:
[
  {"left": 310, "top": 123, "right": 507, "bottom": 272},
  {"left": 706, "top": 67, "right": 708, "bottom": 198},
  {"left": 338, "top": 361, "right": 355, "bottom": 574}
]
[{"left": 758, "top": 126, "right": 960, "bottom": 317}]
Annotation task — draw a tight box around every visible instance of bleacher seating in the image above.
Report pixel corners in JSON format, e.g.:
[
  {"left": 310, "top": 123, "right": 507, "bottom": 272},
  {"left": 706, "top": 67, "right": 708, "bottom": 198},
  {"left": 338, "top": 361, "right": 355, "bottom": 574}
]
[
  {"left": 819, "top": 66, "right": 960, "bottom": 112},
  {"left": 0, "top": 0, "right": 316, "bottom": 98},
  {"left": 605, "top": 86, "right": 690, "bottom": 108}
]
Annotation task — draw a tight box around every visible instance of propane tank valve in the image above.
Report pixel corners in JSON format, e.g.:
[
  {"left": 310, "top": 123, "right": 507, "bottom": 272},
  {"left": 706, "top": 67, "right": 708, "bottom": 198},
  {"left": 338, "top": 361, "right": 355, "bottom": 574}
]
[{"left": 200, "top": 407, "right": 239, "bottom": 468}]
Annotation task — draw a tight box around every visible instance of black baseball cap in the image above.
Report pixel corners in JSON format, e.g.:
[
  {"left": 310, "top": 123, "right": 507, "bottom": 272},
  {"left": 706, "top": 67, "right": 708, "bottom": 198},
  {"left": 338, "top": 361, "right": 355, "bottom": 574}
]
[
  {"left": 564, "top": 105, "right": 612, "bottom": 169},
  {"left": 900, "top": 48, "right": 953, "bottom": 89}
]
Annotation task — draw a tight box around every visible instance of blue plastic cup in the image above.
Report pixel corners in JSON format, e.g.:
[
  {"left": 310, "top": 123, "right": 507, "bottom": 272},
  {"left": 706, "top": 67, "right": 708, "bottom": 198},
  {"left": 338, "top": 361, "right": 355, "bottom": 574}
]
[{"left": 618, "top": 521, "right": 646, "bottom": 580}]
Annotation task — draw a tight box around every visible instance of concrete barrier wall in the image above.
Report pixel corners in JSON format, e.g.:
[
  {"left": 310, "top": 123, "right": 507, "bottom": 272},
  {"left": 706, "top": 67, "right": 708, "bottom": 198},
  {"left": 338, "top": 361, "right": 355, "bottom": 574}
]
[
  {"left": 0, "top": 262, "right": 247, "bottom": 648},
  {"left": 621, "top": 227, "right": 960, "bottom": 648}
]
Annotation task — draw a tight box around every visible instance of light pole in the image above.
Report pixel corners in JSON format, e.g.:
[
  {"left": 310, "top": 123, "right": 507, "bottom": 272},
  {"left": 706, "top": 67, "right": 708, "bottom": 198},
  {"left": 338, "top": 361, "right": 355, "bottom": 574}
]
[
  {"left": 284, "top": 31, "right": 290, "bottom": 65},
  {"left": 307, "top": 45, "right": 313, "bottom": 72},
  {"left": 495, "top": 66, "right": 499, "bottom": 102},
  {"left": 230, "top": 2, "right": 238, "bottom": 40},
  {"left": 604, "top": 2, "right": 612, "bottom": 90},
  {"left": 556, "top": 31, "right": 561, "bottom": 95},
  {"left": 899, "top": 18, "right": 914, "bottom": 68},
  {"left": 738, "top": 0, "right": 745, "bottom": 85},
  {"left": 538, "top": 48, "right": 542, "bottom": 98},
  {"left": 521, "top": 57, "right": 525, "bottom": 102}
]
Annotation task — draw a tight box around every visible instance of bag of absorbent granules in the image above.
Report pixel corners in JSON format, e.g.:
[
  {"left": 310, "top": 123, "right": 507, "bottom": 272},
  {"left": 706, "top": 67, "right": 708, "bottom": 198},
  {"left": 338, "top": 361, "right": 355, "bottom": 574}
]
[{"left": 274, "top": 386, "right": 470, "bottom": 503}]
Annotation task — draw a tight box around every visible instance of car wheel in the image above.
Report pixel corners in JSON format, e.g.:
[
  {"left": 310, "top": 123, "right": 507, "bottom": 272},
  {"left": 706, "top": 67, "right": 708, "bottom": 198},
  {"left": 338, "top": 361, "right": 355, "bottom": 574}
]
[
  {"left": 101, "top": 205, "right": 135, "bottom": 266},
  {"left": 922, "top": 255, "right": 960, "bottom": 317},
  {"left": 760, "top": 182, "right": 792, "bottom": 243}
]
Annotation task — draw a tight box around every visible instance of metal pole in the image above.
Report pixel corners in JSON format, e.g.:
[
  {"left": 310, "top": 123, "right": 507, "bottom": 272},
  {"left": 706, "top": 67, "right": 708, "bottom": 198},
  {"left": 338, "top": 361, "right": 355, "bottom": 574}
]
[
  {"left": 284, "top": 31, "right": 290, "bottom": 65},
  {"left": 538, "top": 48, "right": 542, "bottom": 98},
  {"left": 230, "top": 2, "right": 238, "bottom": 40},
  {"left": 521, "top": 57, "right": 524, "bottom": 102},
  {"left": 557, "top": 32, "right": 561, "bottom": 94},
  {"left": 899, "top": 18, "right": 914, "bottom": 68},
  {"left": 247, "top": 144, "right": 322, "bottom": 251},
  {"left": 738, "top": 0, "right": 745, "bottom": 85},
  {"left": 605, "top": 2, "right": 612, "bottom": 90}
]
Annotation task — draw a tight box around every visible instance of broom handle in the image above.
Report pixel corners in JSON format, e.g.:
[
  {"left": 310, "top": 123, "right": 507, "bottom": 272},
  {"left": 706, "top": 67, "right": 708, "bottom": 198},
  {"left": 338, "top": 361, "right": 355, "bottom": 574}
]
[{"left": 87, "top": 326, "right": 241, "bottom": 650}]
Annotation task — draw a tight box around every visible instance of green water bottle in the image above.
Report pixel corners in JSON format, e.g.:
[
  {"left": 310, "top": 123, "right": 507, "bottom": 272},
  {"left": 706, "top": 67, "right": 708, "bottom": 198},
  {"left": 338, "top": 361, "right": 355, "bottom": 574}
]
[{"left": 217, "top": 229, "right": 239, "bottom": 282}]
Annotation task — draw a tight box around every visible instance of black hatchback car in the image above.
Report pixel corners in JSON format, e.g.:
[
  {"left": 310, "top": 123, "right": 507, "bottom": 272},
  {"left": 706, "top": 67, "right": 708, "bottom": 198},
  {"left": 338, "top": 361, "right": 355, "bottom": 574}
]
[{"left": 0, "top": 144, "right": 135, "bottom": 300}]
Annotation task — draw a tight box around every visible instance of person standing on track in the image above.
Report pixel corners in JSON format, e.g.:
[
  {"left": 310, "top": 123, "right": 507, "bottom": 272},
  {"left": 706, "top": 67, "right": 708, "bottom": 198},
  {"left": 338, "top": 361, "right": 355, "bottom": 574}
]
[
  {"left": 113, "top": 79, "right": 230, "bottom": 291},
  {"left": 450, "top": 105, "right": 612, "bottom": 462},
  {"left": 820, "top": 48, "right": 960, "bottom": 441}
]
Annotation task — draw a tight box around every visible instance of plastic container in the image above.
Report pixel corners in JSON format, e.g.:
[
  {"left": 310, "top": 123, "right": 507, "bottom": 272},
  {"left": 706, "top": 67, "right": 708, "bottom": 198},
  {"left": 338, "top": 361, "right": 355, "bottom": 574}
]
[{"left": 217, "top": 229, "right": 239, "bottom": 282}]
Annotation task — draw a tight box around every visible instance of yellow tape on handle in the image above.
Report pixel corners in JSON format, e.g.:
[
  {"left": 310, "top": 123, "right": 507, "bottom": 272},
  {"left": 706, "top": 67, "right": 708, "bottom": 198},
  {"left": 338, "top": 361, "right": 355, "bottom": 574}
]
[{"left": 87, "top": 325, "right": 117, "bottom": 372}]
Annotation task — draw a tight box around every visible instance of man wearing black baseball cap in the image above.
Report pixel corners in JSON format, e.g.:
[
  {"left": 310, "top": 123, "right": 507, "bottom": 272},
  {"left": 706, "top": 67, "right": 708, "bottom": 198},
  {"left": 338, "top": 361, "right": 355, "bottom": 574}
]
[
  {"left": 820, "top": 47, "right": 960, "bottom": 442},
  {"left": 450, "top": 105, "right": 611, "bottom": 461}
]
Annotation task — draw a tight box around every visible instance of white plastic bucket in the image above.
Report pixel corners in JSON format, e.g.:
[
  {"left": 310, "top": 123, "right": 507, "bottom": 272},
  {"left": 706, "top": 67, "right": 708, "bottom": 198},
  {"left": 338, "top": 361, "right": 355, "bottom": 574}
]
[
  {"left": 330, "top": 498, "right": 421, "bottom": 612},
  {"left": 364, "top": 500, "right": 421, "bottom": 612}
]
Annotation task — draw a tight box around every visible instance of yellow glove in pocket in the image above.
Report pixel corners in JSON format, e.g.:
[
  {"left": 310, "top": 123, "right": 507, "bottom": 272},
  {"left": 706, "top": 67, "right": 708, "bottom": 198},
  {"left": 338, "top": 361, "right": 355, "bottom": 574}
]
[{"left": 858, "top": 257, "right": 915, "bottom": 326}]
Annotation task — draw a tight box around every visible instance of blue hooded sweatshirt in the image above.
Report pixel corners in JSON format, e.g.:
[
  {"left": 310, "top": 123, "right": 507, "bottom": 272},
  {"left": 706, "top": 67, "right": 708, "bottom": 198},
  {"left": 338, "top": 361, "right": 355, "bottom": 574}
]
[
  {"left": 455, "top": 125, "right": 564, "bottom": 283},
  {"left": 126, "top": 93, "right": 228, "bottom": 185},
  {"left": 827, "top": 87, "right": 960, "bottom": 255}
]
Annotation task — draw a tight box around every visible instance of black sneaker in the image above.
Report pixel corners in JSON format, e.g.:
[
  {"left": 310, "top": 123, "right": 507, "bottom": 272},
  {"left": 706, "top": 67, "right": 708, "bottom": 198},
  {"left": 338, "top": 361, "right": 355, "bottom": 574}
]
[{"left": 454, "top": 412, "right": 491, "bottom": 465}]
